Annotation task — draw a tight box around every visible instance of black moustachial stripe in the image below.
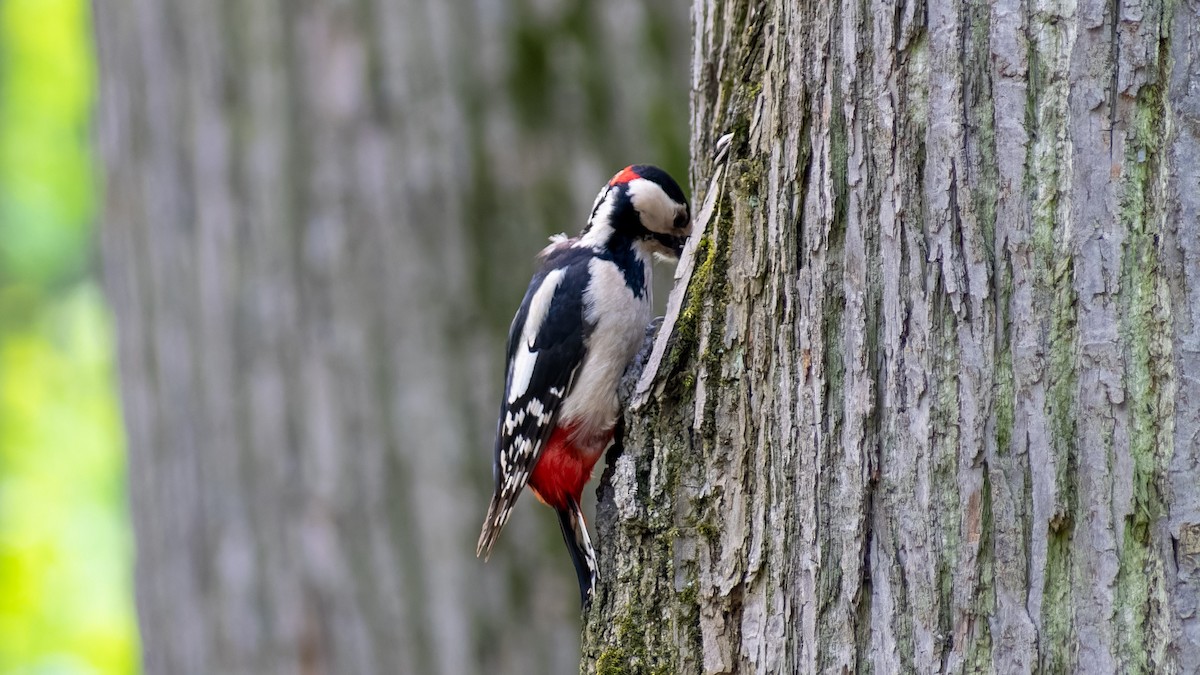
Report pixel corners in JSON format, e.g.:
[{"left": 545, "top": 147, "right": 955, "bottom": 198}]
[{"left": 602, "top": 232, "right": 646, "bottom": 299}]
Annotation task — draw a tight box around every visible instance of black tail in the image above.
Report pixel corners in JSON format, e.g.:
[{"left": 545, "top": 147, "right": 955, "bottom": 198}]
[
  {"left": 476, "top": 492, "right": 514, "bottom": 561},
  {"left": 555, "top": 497, "right": 597, "bottom": 609}
]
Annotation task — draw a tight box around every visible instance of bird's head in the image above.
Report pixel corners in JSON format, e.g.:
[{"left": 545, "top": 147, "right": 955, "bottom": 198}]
[{"left": 582, "top": 164, "right": 691, "bottom": 260}]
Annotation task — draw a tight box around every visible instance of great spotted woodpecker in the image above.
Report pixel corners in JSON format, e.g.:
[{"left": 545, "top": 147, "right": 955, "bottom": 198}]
[{"left": 476, "top": 165, "right": 691, "bottom": 607}]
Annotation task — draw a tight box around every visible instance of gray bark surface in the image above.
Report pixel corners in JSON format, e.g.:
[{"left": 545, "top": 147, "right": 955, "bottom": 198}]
[
  {"left": 584, "top": 1, "right": 1199, "bottom": 673},
  {"left": 93, "top": 0, "right": 687, "bottom": 673}
]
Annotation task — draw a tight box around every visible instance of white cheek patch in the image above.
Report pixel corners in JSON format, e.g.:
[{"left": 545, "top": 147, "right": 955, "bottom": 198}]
[
  {"left": 627, "top": 178, "right": 683, "bottom": 235},
  {"left": 508, "top": 268, "right": 565, "bottom": 403}
]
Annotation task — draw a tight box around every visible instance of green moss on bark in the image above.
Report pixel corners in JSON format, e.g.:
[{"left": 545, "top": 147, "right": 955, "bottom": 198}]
[
  {"left": 1114, "top": 74, "right": 1175, "bottom": 673},
  {"left": 1039, "top": 258, "right": 1078, "bottom": 673},
  {"left": 1027, "top": 8, "right": 1080, "bottom": 662}
]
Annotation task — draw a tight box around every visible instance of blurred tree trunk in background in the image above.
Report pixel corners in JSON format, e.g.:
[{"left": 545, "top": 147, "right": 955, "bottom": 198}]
[
  {"left": 93, "top": 0, "right": 687, "bottom": 672},
  {"left": 584, "top": 0, "right": 1199, "bottom": 673}
]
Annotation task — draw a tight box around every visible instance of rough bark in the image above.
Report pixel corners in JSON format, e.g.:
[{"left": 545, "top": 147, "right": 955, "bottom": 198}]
[
  {"left": 93, "top": 0, "right": 687, "bottom": 673},
  {"left": 584, "top": 1, "right": 1198, "bottom": 673}
]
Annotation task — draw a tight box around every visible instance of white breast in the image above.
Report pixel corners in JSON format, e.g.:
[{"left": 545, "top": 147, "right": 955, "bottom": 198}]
[{"left": 558, "top": 257, "right": 652, "bottom": 450}]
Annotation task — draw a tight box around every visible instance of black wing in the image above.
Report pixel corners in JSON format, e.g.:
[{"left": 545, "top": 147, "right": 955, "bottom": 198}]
[{"left": 476, "top": 255, "right": 592, "bottom": 559}]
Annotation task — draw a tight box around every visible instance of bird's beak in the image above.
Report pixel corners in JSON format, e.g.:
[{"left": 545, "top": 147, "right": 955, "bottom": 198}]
[
  {"left": 670, "top": 235, "right": 687, "bottom": 258},
  {"left": 651, "top": 231, "right": 689, "bottom": 260}
]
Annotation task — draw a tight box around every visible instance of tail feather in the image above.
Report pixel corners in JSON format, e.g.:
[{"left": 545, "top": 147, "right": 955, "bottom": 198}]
[
  {"left": 477, "top": 494, "right": 516, "bottom": 561},
  {"left": 555, "top": 497, "right": 597, "bottom": 609}
]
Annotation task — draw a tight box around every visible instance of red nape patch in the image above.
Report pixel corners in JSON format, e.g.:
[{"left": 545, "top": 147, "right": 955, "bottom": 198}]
[
  {"left": 608, "top": 165, "right": 641, "bottom": 186},
  {"left": 528, "top": 425, "right": 612, "bottom": 510}
]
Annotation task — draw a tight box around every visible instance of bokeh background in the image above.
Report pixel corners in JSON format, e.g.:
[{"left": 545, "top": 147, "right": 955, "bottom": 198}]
[
  {"left": 0, "top": 0, "right": 688, "bottom": 672},
  {"left": 0, "top": 0, "right": 138, "bottom": 671}
]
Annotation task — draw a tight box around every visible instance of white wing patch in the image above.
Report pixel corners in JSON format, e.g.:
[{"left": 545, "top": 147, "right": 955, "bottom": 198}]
[
  {"left": 507, "top": 350, "right": 538, "bottom": 404},
  {"left": 507, "top": 268, "right": 565, "bottom": 403}
]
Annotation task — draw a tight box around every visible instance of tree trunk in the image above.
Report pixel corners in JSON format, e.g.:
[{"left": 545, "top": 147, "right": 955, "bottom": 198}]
[
  {"left": 93, "top": 0, "right": 687, "bottom": 673},
  {"left": 583, "top": 1, "right": 1199, "bottom": 673}
]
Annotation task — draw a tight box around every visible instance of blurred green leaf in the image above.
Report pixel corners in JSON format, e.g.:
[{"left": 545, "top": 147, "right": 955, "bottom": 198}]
[
  {"left": 0, "top": 0, "right": 138, "bottom": 672},
  {"left": 0, "top": 0, "right": 95, "bottom": 287},
  {"left": 0, "top": 288, "right": 137, "bottom": 675}
]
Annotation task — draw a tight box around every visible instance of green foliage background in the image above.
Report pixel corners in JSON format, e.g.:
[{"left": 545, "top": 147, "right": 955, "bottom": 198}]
[{"left": 0, "top": 0, "right": 138, "bottom": 671}]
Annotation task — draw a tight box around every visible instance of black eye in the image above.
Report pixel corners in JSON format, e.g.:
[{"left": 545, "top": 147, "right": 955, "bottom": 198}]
[{"left": 673, "top": 212, "right": 689, "bottom": 229}]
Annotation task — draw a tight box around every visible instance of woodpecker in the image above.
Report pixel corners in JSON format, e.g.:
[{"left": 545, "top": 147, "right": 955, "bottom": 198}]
[{"left": 476, "top": 164, "right": 691, "bottom": 607}]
